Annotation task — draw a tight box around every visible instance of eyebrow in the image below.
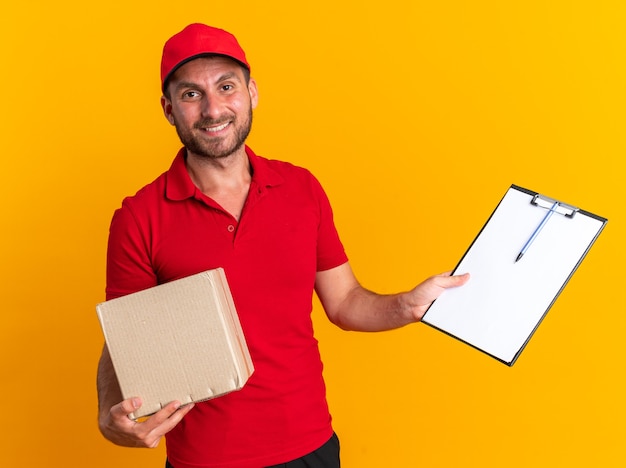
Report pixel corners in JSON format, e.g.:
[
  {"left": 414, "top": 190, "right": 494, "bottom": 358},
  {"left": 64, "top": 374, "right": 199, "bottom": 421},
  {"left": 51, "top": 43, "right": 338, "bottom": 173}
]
[
  {"left": 173, "top": 81, "right": 200, "bottom": 92},
  {"left": 216, "top": 71, "right": 241, "bottom": 83},
  {"left": 173, "top": 72, "right": 242, "bottom": 92}
]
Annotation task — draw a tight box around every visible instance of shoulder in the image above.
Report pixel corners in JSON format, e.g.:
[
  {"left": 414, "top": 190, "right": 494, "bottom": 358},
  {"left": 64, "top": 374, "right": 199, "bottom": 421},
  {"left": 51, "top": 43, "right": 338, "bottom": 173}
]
[
  {"left": 120, "top": 171, "right": 167, "bottom": 211},
  {"left": 116, "top": 149, "right": 188, "bottom": 215},
  {"left": 249, "top": 150, "right": 324, "bottom": 191},
  {"left": 107, "top": 170, "right": 169, "bottom": 234}
]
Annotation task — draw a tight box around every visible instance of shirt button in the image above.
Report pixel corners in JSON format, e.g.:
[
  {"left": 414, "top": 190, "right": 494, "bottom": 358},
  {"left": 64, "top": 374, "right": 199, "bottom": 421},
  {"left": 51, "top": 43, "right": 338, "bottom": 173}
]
[{"left": 227, "top": 224, "right": 235, "bottom": 232}]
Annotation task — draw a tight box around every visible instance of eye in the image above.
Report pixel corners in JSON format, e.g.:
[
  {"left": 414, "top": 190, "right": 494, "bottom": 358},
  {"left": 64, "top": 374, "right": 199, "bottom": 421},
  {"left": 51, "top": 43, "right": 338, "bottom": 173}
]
[
  {"left": 221, "top": 84, "right": 234, "bottom": 92},
  {"left": 182, "top": 90, "right": 200, "bottom": 99}
]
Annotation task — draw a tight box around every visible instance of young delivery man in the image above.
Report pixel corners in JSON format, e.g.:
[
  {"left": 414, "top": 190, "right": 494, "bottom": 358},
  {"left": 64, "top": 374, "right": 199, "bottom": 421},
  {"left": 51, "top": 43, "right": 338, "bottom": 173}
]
[{"left": 97, "top": 23, "right": 469, "bottom": 468}]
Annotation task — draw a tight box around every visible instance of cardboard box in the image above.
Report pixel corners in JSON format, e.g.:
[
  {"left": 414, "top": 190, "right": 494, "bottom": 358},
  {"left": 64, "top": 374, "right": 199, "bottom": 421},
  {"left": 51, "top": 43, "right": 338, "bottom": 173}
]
[{"left": 96, "top": 268, "right": 253, "bottom": 419}]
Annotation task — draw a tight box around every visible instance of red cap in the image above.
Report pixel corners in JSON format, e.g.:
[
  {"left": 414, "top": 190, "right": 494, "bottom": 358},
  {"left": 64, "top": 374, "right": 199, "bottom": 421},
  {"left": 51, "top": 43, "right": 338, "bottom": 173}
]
[{"left": 160, "top": 24, "right": 250, "bottom": 93}]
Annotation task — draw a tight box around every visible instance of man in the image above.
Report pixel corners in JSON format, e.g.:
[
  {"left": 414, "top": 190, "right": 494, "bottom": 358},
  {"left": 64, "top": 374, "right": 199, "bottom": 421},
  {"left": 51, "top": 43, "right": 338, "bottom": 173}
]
[{"left": 97, "top": 23, "right": 468, "bottom": 468}]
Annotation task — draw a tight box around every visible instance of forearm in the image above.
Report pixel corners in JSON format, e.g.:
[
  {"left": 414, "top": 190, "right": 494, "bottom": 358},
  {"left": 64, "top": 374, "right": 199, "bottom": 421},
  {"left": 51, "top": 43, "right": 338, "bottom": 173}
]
[
  {"left": 329, "top": 286, "right": 415, "bottom": 332},
  {"left": 316, "top": 263, "right": 469, "bottom": 333},
  {"left": 97, "top": 345, "right": 130, "bottom": 445},
  {"left": 316, "top": 263, "right": 419, "bottom": 332}
]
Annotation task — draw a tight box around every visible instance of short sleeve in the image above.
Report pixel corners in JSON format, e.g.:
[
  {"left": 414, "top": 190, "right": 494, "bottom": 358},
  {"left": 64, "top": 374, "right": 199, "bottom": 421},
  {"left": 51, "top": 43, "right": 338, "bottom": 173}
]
[
  {"left": 311, "top": 175, "right": 349, "bottom": 271},
  {"left": 105, "top": 201, "right": 158, "bottom": 300}
]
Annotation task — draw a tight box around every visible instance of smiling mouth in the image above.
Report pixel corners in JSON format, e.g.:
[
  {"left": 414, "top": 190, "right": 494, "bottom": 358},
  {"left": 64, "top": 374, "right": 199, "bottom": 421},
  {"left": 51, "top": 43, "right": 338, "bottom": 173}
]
[{"left": 200, "top": 121, "right": 230, "bottom": 133}]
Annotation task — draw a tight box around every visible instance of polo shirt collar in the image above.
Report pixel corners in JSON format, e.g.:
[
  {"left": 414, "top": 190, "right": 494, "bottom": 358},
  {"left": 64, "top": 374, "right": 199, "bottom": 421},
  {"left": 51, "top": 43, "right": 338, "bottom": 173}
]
[{"left": 165, "top": 146, "right": 284, "bottom": 201}]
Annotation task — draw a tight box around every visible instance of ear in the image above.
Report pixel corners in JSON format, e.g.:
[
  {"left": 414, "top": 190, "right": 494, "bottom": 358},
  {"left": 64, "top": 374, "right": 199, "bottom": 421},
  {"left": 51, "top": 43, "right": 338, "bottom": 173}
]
[
  {"left": 248, "top": 78, "right": 259, "bottom": 110},
  {"left": 161, "top": 95, "right": 176, "bottom": 126}
]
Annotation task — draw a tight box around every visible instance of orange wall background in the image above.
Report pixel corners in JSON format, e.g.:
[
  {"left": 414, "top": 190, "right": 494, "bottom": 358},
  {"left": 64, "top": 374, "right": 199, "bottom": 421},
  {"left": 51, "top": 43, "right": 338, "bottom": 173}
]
[{"left": 1, "top": 1, "right": 624, "bottom": 466}]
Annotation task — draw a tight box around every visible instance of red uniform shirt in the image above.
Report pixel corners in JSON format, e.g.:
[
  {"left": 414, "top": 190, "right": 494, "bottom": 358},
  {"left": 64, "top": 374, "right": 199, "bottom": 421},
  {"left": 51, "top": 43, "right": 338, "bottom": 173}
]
[{"left": 106, "top": 146, "right": 348, "bottom": 468}]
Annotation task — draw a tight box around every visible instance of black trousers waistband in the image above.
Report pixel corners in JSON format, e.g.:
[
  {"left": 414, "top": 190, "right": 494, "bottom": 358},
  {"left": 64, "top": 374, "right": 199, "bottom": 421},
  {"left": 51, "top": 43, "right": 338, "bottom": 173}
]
[{"left": 166, "top": 432, "right": 340, "bottom": 468}]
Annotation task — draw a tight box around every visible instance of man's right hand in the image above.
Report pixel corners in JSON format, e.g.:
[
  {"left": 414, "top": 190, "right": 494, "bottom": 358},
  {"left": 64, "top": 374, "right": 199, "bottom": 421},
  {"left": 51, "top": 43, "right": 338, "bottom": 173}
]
[{"left": 99, "top": 397, "right": 195, "bottom": 448}]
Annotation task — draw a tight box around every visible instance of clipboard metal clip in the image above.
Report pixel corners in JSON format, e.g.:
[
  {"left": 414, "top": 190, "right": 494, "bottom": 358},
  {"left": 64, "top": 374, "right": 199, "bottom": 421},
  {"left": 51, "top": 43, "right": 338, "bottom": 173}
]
[{"left": 531, "top": 194, "right": 579, "bottom": 218}]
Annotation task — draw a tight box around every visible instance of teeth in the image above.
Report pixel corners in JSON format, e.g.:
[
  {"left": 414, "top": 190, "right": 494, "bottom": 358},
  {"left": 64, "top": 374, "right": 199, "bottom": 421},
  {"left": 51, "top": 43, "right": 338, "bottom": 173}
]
[{"left": 205, "top": 122, "right": 229, "bottom": 132}]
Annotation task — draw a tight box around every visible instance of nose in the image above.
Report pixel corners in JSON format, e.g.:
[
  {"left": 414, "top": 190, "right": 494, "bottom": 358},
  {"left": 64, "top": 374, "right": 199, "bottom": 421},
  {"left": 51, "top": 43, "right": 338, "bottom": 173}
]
[{"left": 200, "top": 93, "right": 223, "bottom": 120}]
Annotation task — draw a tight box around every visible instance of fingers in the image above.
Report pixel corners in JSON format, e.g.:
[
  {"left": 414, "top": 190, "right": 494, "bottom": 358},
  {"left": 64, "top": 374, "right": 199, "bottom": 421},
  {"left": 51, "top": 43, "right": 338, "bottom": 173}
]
[
  {"left": 442, "top": 272, "right": 470, "bottom": 287},
  {"left": 409, "top": 271, "right": 470, "bottom": 322},
  {"left": 145, "top": 401, "right": 195, "bottom": 438},
  {"left": 102, "top": 398, "right": 194, "bottom": 448},
  {"left": 133, "top": 401, "right": 195, "bottom": 448},
  {"left": 160, "top": 402, "right": 195, "bottom": 434},
  {"left": 110, "top": 397, "right": 142, "bottom": 421},
  {"left": 431, "top": 271, "right": 470, "bottom": 287}
]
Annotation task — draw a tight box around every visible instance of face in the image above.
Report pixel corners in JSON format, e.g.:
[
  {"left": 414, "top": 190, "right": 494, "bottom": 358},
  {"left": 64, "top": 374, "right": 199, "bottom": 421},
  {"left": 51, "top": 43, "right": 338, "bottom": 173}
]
[{"left": 161, "top": 56, "right": 258, "bottom": 160}]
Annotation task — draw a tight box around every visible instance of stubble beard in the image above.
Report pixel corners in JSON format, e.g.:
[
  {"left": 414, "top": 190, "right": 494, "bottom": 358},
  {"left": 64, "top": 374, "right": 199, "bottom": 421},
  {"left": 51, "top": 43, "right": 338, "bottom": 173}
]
[{"left": 175, "top": 108, "right": 253, "bottom": 160}]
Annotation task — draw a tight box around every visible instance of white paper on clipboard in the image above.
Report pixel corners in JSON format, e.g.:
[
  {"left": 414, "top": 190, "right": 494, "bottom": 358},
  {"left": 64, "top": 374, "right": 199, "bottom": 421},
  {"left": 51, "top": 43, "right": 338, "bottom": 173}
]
[{"left": 422, "top": 185, "right": 607, "bottom": 366}]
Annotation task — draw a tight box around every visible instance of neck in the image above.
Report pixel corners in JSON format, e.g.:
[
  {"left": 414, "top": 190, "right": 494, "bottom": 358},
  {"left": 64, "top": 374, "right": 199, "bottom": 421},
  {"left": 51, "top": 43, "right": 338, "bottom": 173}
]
[
  {"left": 186, "top": 146, "right": 250, "bottom": 189},
  {"left": 185, "top": 148, "right": 252, "bottom": 221}
]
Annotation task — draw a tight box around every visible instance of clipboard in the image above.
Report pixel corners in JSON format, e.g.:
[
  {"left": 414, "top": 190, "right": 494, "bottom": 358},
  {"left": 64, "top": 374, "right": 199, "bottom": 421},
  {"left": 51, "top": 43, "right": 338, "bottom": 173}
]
[{"left": 422, "top": 185, "right": 607, "bottom": 366}]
